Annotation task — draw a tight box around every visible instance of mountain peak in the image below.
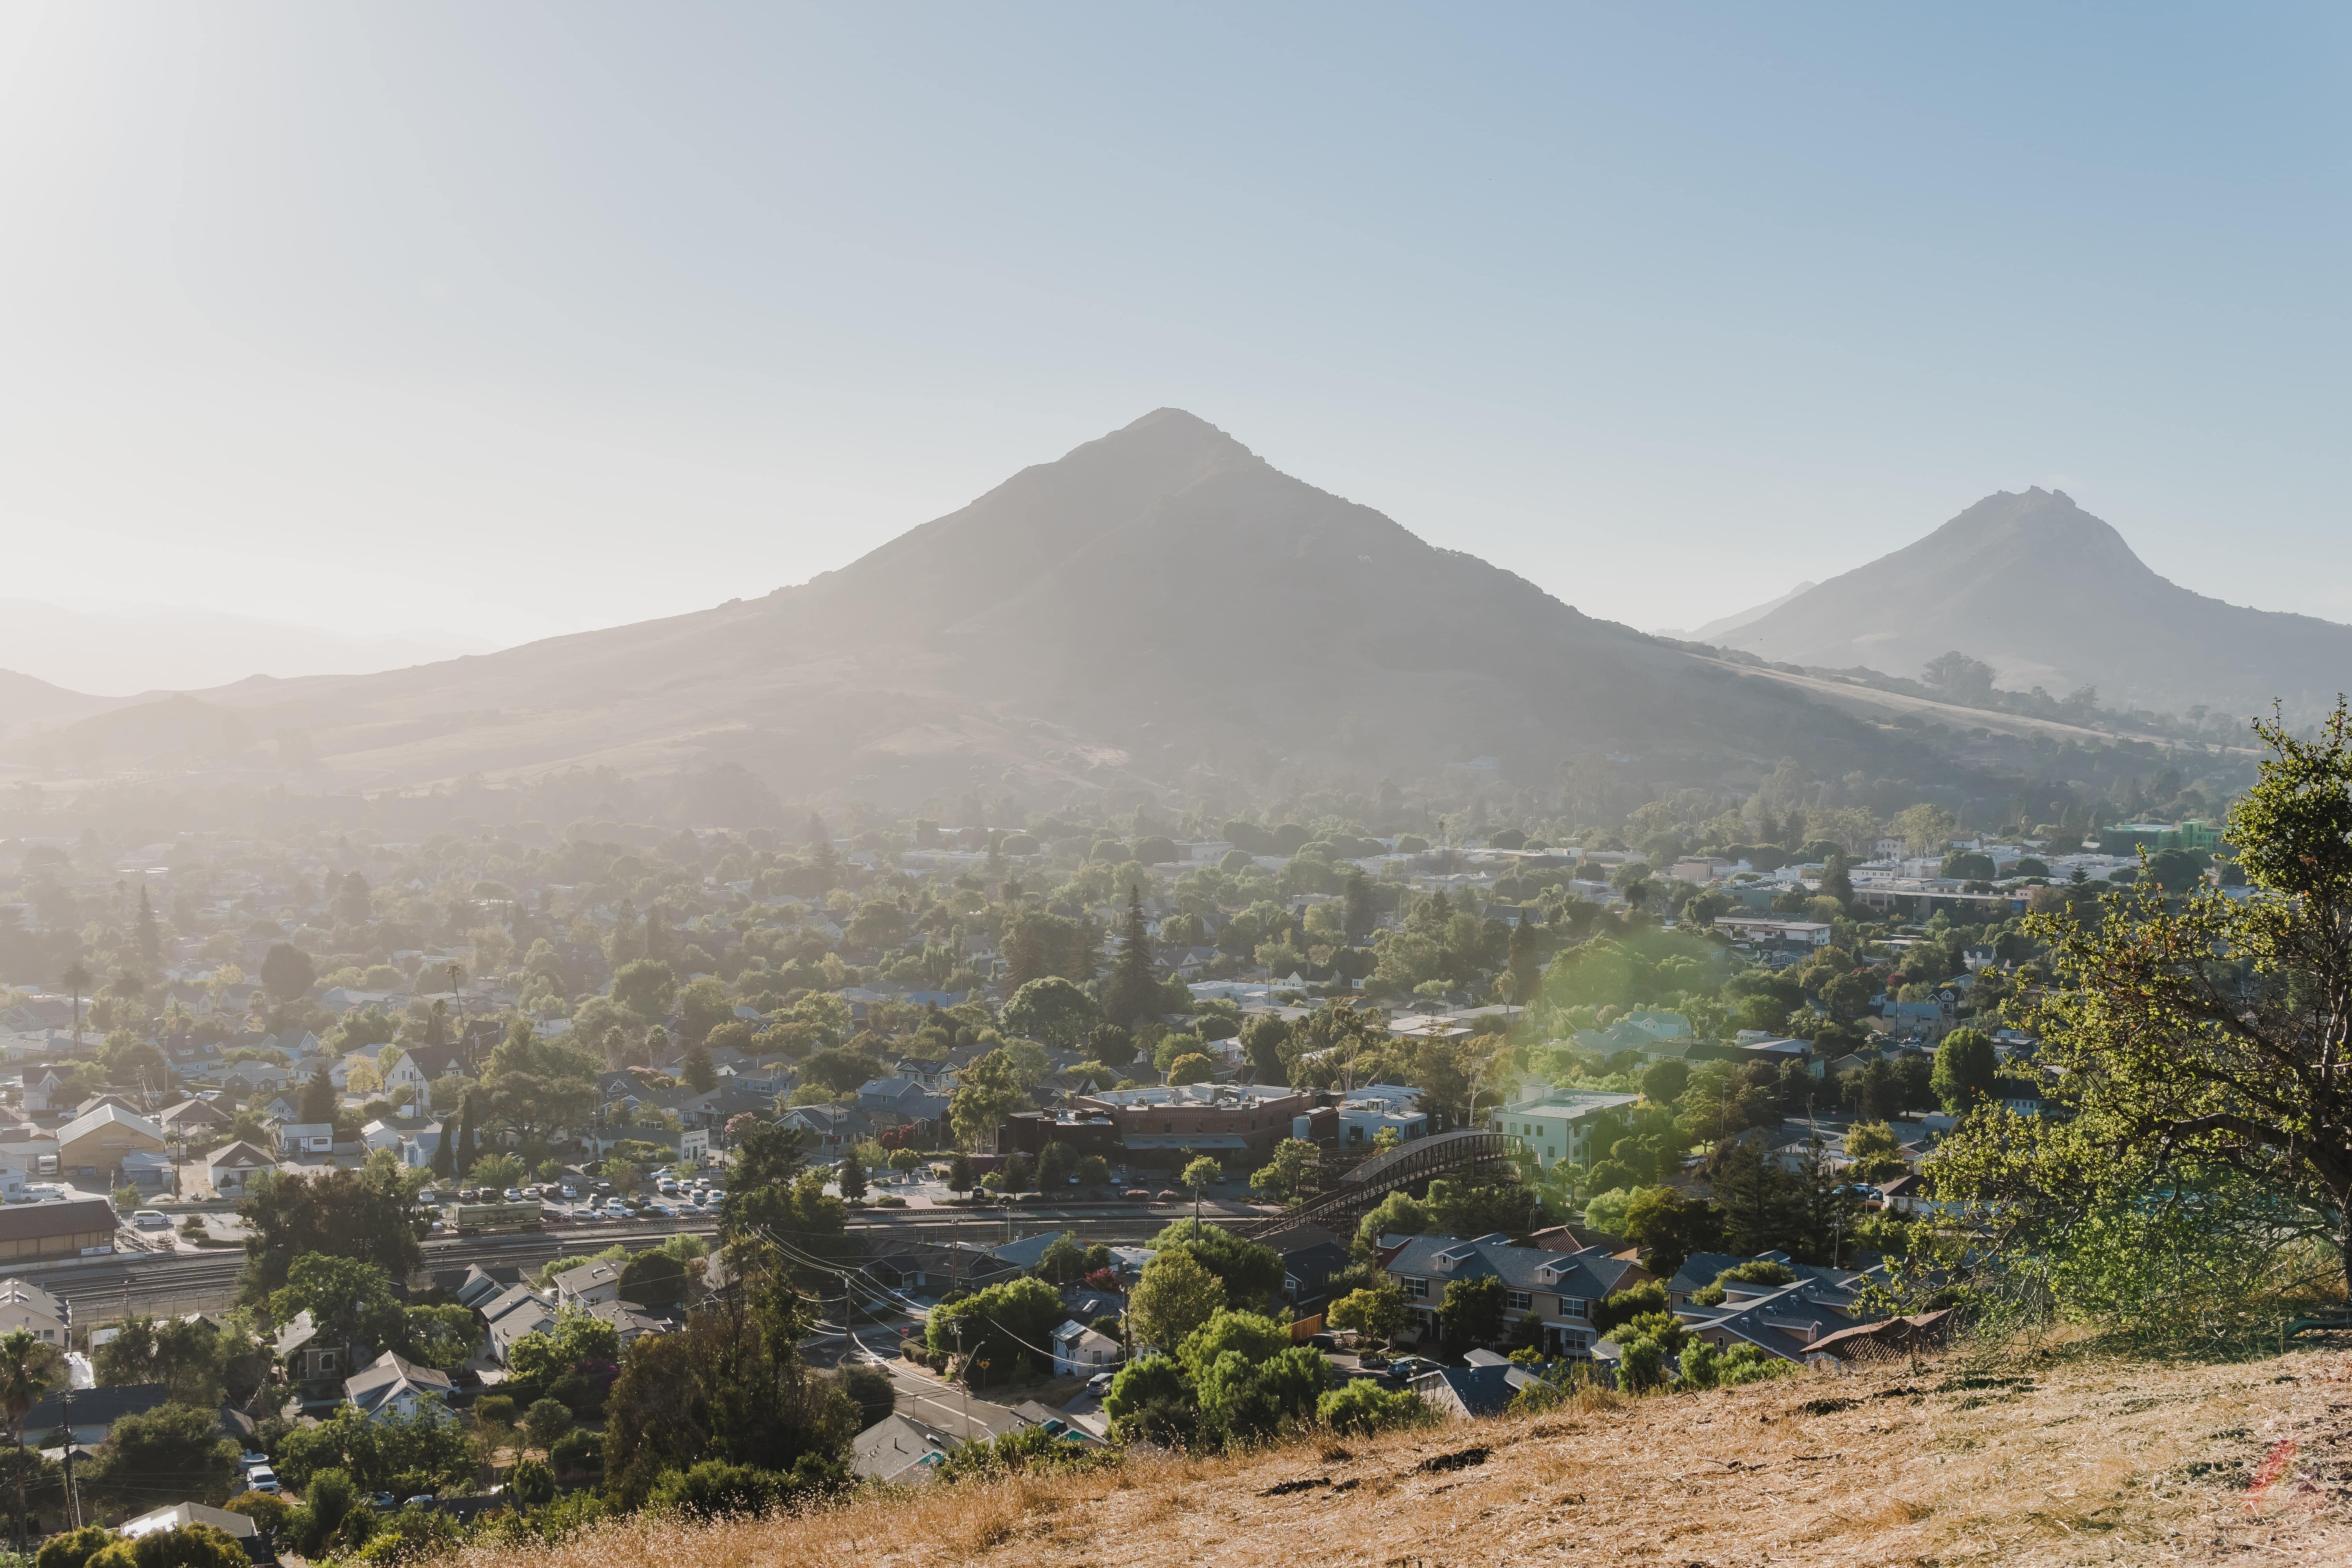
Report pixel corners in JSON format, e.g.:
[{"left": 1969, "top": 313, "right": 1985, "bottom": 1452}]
[{"left": 1715, "top": 488, "right": 2352, "bottom": 717}]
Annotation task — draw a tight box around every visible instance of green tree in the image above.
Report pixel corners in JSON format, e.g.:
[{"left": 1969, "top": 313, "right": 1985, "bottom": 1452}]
[
  {"left": 296, "top": 1067, "right": 336, "bottom": 1127},
  {"left": 0, "top": 1328, "right": 61, "bottom": 1550},
  {"left": 258, "top": 944, "right": 314, "bottom": 1006},
  {"left": 38, "top": 1526, "right": 116, "bottom": 1568},
  {"left": 91, "top": 1316, "right": 225, "bottom": 1405},
  {"left": 1640, "top": 1058, "right": 1690, "bottom": 1105},
  {"left": 1708, "top": 1138, "right": 1791, "bottom": 1257},
  {"left": 1002, "top": 977, "right": 1098, "bottom": 1049},
  {"left": 1437, "top": 1274, "right": 1507, "bottom": 1352},
  {"left": 1620, "top": 1187, "right": 1722, "bottom": 1275},
  {"left": 1146, "top": 1221, "right": 1283, "bottom": 1307},
  {"left": 617, "top": 1249, "right": 690, "bottom": 1311},
  {"left": 1101, "top": 1354, "right": 1194, "bottom": 1446},
  {"left": 522, "top": 1397, "right": 573, "bottom": 1453},
  {"left": 88, "top": 1404, "right": 240, "bottom": 1508},
  {"left": 1933, "top": 703, "right": 2352, "bottom": 1311},
  {"left": 237, "top": 1167, "right": 423, "bottom": 1302},
  {"left": 1317, "top": 1377, "right": 1427, "bottom": 1436},
  {"left": 1127, "top": 1249, "right": 1225, "bottom": 1351},
  {"left": 1931, "top": 1026, "right": 2000, "bottom": 1112},
  {"left": 1325, "top": 1283, "right": 1406, "bottom": 1341},
  {"left": 506, "top": 1455, "right": 556, "bottom": 1509},
  {"left": 947, "top": 1049, "right": 1030, "bottom": 1151},
  {"left": 506, "top": 1313, "right": 622, "bottom": 1387},
  {"left": 835, "top": 1155, "right": 867, "bottom": 1202},
  {"left": 1842, "top": 1121, "right": 1909, "bottom": 1183},
  {"left": 1101, "top": 886, "right": 1163, "bottom": 1030},
  {"left": 612, "top": 958, "right": 678, "bottom": 1021},
  {"left": 1250, "top": 1139, "right": 1319, "bottom": 1202},
  {"left": 925, "top": 1277, "right": 1063, "bottom": 1386},
  {"left": 681, "top": 1040, "right": 718, "bottom": 1093},
  {"left": 1033, "top": 1231, "right": 1088, "bottom": 1285},
  {"left": 270, "top": 1254, "right": 408, "bottom": 1358},
  {"left": 1192, "top": 1343, "right": 1327, "bottom": 1448}
]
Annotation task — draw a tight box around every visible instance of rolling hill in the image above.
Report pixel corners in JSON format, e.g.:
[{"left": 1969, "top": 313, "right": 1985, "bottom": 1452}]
[
  {"left": 1708, "top": 488, "right": 2352, "bottom": 721},
  {"left": 2, "top": 411, "right": 1972, "bottom": 805}
]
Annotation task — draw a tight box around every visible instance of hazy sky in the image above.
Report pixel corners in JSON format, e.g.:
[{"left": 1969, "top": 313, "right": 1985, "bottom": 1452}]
[{"left": 2, "top": 2, "right": 2345, "bottom": 673}]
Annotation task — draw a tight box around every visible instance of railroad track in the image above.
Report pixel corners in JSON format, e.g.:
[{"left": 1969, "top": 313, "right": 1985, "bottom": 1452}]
[{"left": 32, "top": 1207, "right": 1186, "bottom": 1323}]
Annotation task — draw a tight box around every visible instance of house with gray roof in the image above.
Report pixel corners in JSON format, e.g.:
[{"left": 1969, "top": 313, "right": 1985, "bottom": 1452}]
[
  {"left": 1665, "top": 1256, "right": 1893, "bottom": 1367},
  {"left": 1381, "top": 1232, "right": 1652, "bottom": 1357},
  {"left": 345, "top": 1351, "right": 455, "bottom": 1422}
]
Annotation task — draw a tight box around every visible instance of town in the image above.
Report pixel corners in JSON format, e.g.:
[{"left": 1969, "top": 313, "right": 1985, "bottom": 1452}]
[{"left": 0, "top": 758, "right": 2273, "bottom": 1561}]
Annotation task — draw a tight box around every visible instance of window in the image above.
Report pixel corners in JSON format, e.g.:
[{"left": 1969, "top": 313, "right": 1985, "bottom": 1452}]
[
  {"left": 1506, "top": 1290, "right": 1531, "bottom": 1312},
  {"left": 1563, "top": 1298, "right": 1588, "bottom": 1319},
  {"left": 1404, "top": 1276, "right": 1428, "bottom": 1300}
]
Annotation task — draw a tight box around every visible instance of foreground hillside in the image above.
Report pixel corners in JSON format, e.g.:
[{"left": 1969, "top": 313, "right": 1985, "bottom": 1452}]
[{"left": 464, "top": 1346, "right": 2352, "bottom": 1568}]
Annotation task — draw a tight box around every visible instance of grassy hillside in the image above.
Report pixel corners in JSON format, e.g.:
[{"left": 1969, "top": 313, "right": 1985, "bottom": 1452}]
[{"left": 456, "top": 1345, "right": 2352, "bottom": 1568}]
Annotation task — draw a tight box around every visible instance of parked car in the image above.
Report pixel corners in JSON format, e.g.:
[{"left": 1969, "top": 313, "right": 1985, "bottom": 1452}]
[
  {"left": 130, "top": 1210, "right": 171, "bottom": 1230},
  {"left": 559, "top": 1183, "right": 579, "bottom": 1200},
  {"left": 1085, "top": 1371, "right": 1115, "bottom": 1397},
  {"left": 657, "top": 1178, "right": 679, "bottom": 1196},
  {"left": 243, "top": 1466, "right": 279, "bottom": 1495},
  {"left": 502, "top": 1188, "right": 524, "bottom": 1202},
  {"left": 370, "top": 1492, "right": 397, "bottom": 1511}
]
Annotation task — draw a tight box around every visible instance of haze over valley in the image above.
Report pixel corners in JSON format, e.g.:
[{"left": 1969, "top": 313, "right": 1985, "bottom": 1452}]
[{"left": 2, "top": 7, "right": 2349, "bottom": 1567}]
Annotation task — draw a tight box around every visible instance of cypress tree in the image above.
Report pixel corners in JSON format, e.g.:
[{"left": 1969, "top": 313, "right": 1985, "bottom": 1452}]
[{"left": 1104, "top": 885, "right": 1159, "bottom": 1027}]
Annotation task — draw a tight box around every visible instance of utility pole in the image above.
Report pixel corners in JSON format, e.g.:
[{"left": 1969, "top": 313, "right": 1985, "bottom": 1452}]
[
  {"left": 60, "top": 1390, "right": 78, "bottom": 1528},
  {"left": 952, "top": 1321, "right": 969, "bottom": 1437}
]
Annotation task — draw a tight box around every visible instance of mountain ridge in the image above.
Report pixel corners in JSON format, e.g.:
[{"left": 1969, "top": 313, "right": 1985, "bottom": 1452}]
[
  {"left": 4, "top": 409, "right": 1934, "bottom": 804},
  {"left": 1714, "top": 488, "right": 2352, "bottom": 720}
]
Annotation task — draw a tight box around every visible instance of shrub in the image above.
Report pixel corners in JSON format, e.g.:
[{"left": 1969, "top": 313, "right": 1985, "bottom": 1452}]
[
  {"left": 1678, "top": 1340, "right": 1793, "bottom": 1390},
  {"left": 936, "top": 1422, "right": 1108, "bottom": 1479},
  {"left": 1316, "top": 1378, "right": 1427, "bottom": 1436},
  {"left": 36, "top": 1527, "right": 117, "bottom": 1568},
  {"left": 549, "top": 1427, "right": 603, "bottom": 1478},
  {"left": 506, "top": 1456, "right": 555, "bottom": 1509},
  {"left": 85, "top": 1525, "right": 249, "bottom": 1568},
  {"left": 1592, "top": 1279, "right": 1668, "bottom": 1334}
]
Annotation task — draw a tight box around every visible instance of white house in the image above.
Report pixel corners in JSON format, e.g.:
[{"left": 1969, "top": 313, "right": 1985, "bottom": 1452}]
[
  {"left": 0, "top": 1279, "right": 68, "bottom": 1344},
  {"left": 1049, "top": 1318, "right": 1122, "bottom": 1377},
  {"left": 551, "top": 1259, "right": 625, "bottom": 1312},
  {"left": 377, "top": 1049, "right": 433, "bottom": 1114},
  {"left": 276, "top": 1122, "right": 335, "bottom": 1157},
  {"left": 344, "top": 1351, "right": 455, "bottom": 1422}
]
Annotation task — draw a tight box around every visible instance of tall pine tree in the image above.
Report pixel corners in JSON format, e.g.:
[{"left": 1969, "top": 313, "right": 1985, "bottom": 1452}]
[{"left": 1103, "top": 885, "right": 1160, "bottom": 1028}]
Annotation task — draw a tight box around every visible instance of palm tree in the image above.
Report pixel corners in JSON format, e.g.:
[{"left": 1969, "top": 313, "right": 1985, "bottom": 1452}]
[
  {"left": 0, "top": 1328, "right": 60, "bottom": 1550},
  {"left": 61, "top": 961, "right": 91, "bottom": 1047}
]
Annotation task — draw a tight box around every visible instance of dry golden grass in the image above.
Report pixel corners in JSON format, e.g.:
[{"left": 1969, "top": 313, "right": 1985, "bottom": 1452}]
[{"left": 451, "top": 1343, "right": 2352, "bottom": 1568}]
